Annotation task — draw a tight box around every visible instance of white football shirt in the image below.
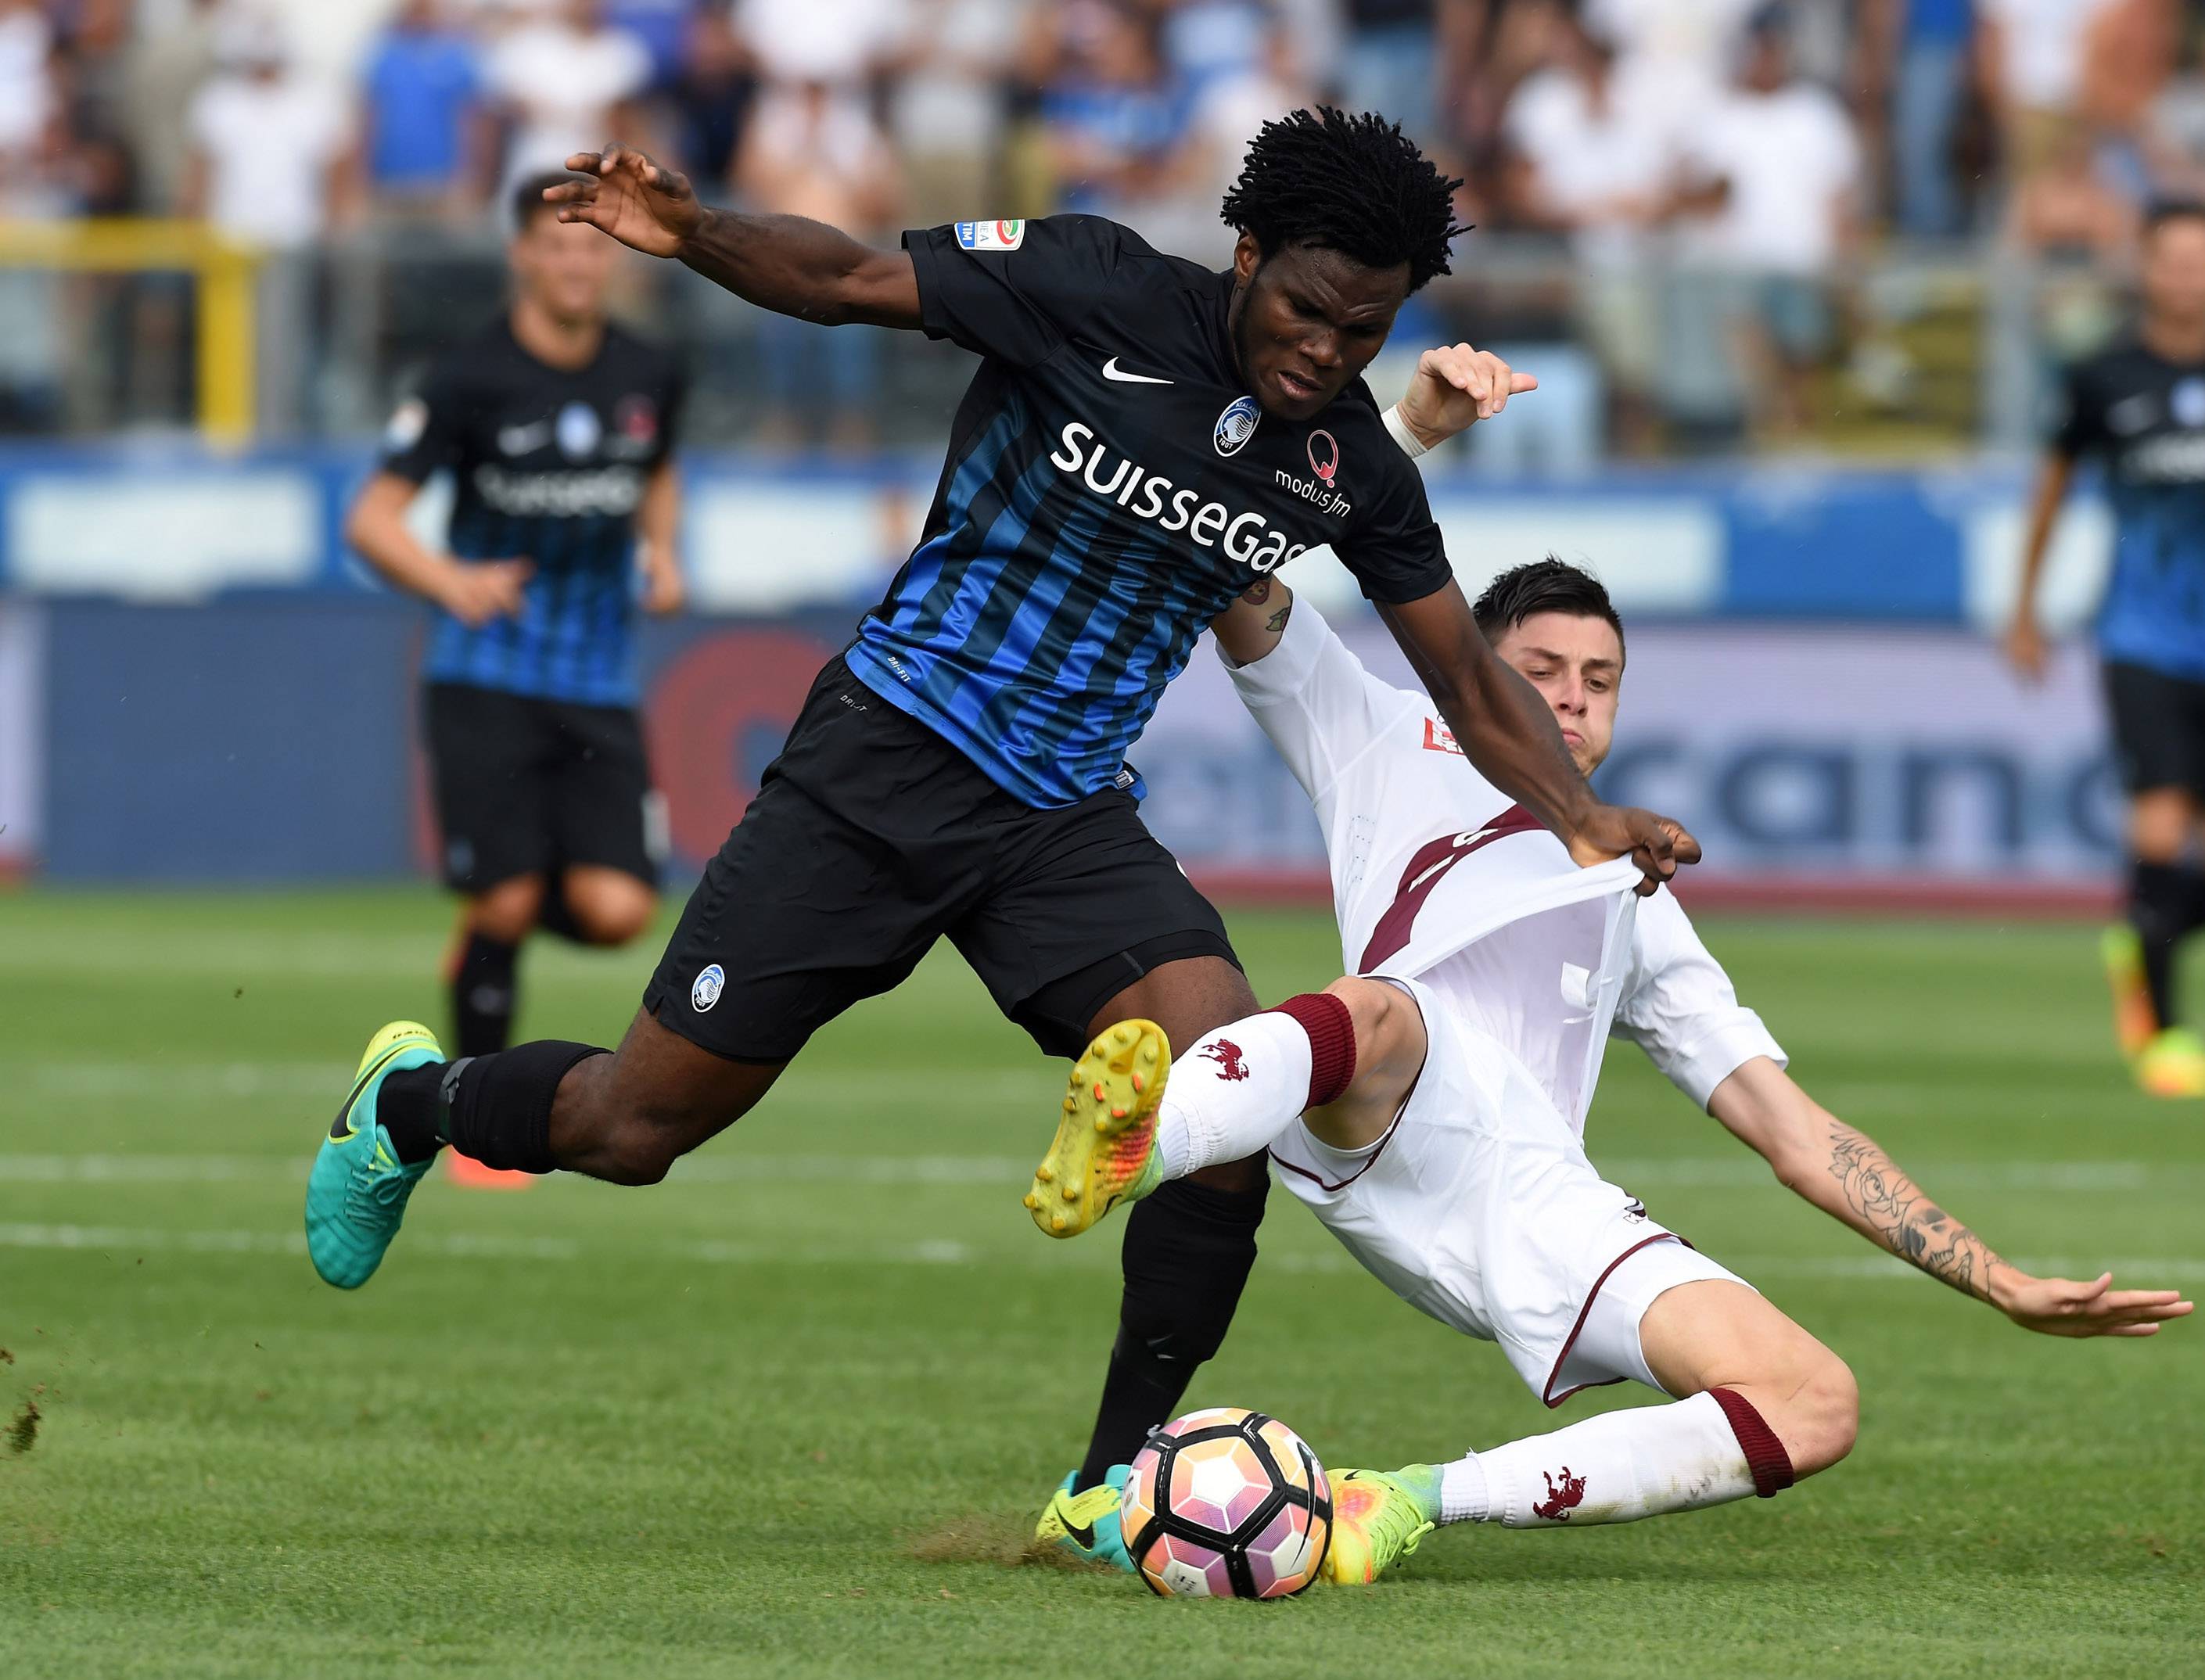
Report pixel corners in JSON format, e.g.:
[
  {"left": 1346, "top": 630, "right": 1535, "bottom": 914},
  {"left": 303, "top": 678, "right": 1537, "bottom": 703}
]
[{"left": 1223, "top": 598, "right": 1785, "bottom": 1125}]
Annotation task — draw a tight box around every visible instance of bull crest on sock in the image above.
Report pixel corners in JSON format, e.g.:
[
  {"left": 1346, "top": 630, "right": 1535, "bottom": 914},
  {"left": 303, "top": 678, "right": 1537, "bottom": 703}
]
[
  {"left": 1199, "top": 1039, "right": 1250, "bottom": 1082},
  {"left": 1532, "top": 1466, "right": 1587, "bottom": 1521}
]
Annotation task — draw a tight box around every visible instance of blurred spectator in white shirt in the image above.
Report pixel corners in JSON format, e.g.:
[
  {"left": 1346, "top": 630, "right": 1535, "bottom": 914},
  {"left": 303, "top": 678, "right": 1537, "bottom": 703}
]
[
  {"left": 0, "top": 0, "right": 56, "bottom": 159},
  {"left": 182, "top": 14, "right": 354, "bottom": 249},
  {"left": 734, "top": 80, "right": 901, "bottom": 449},
  {"left": 887, "top": 0, "right": 1029, "bottom": 229},
  {"left": 1502, "top": 8, "right": 1686, "bottom": 450},
  {"left": 1585, "top": 0, "right": 1761, "bottom": 130},
  {"left": 1977, "top": 0, "right": 2121, "bottom": 178},
  {"left": 357, "top": 0, "right": 489, "bottom": 220},
  {"left": 484, "top": 0, "right": 652, "bottom": 209},
  {"left": 121, "top": 0, "right": 224, "bottom": 213},
  {"left": 1680, "top": 13, "right": 1862, "bottom": 440},
  {"left": 734, "top": 0, "right": 904, "bottom": 89}
]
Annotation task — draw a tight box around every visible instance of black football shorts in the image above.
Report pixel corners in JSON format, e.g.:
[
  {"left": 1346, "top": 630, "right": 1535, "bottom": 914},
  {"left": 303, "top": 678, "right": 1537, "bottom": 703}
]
[
  {"left": 642, "top": 654, "right": 1239, "bottom": 1061},
  {"left": 423, "top": 682, "right": 661, "bottom": 893},
  {"left": 2103, "top": 659, "right": 2205, "bottom": 799}
]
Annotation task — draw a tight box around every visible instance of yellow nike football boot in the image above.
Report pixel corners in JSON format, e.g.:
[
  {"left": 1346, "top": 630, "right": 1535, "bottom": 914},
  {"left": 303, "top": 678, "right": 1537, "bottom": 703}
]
[
  {"left": 2136, "top": 1026, "right": 2205, "bottom": 1098},
  {"left": 1024, "top": 1020, "right": 1169, "bottom": 1238},
  {"left": 1033, "top": 1467, "right": 1135, "bottom": 1572},
  {"left": 1322, "top": 1468, "right": 1438, "bottom": 1586}
]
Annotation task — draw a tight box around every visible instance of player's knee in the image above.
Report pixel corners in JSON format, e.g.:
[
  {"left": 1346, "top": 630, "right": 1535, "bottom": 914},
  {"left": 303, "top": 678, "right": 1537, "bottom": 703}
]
[
  {"left": 470, "top": 876, "right": 545, "bottom": 943},
  {"left": 1320, "top": 975, "right": 1420, "bottom": 1074},
  {"left": 574, "top": 895, "right": 655, "bottom": 947},
  {"left": 1783, "top": 1348, "right": 1859, "bottom": 1477}
]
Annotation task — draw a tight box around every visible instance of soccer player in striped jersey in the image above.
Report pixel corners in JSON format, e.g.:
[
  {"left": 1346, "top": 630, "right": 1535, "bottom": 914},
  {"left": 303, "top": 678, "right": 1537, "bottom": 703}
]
[
  {"left": 1034, "top": 560, "right": 2191, "bottom": 1582},
  {"left": 344, "top": 171, "right": 685, "bottom": 1188},
  {"left": 303, "top": 110, "right": 1697, "bottom": 1395}
]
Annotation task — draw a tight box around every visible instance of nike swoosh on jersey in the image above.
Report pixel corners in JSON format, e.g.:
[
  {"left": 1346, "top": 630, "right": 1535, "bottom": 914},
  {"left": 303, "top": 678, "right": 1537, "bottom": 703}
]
[
  {"left": 1101, "top": 357, "right": 1173, "bottom": 386},
  {"left": 497, "top": 422, "right": 554, "bottom": 454}
]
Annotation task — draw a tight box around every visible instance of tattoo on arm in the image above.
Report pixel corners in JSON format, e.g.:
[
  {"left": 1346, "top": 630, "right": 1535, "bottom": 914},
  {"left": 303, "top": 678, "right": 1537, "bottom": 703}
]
[
  {"left": 1266, "top": 597, "right": 1292, "bottom": 634},
  {"left": 1240, "top": 580, "right": 1272, "bottom": 605},
  {"left": 1825, "top": 1122, "right": 2002, "bottom": 1301}
]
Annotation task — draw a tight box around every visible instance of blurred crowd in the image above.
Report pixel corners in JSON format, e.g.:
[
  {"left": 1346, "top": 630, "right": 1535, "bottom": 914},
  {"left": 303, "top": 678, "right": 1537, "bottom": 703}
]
[{"left": 10, "top": 0, "right": 2205, "bottom": 450}]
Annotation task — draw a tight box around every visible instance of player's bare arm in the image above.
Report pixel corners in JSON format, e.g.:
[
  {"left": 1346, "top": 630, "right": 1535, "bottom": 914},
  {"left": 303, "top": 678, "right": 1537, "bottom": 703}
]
[
  {"left": 1708, "top": 1056, "right": 2193, "bottom": 1337},
  {"left": 2003, "top": 450, "right": 2073, "bottom": 682},
  {"left": 636, "top": 460, "right": 684, "bottom": 616},
  {"left": 344, "top": 471, "right": 530, "bottom": 628},
  {"left": 548, "top": 144, "right": 922, "bottom": 328}
]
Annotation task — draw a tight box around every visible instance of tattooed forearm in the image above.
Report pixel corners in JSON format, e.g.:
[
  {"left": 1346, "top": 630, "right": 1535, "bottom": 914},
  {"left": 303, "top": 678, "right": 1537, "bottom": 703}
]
[
  {"left": 1266, "top": 596, "right": 1292, "bottom": 634},
  {"left": 1825, "top": 1122, "right": 2003, "bottom": 1301}
]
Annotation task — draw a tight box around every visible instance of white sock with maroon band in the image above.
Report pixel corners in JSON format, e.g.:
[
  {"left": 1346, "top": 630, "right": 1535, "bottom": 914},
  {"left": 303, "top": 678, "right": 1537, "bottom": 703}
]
[
  {"left": 1435, "top": 1390, "right": 1795, "bottom": 1527},
  {"left": 1151, "top": 994, "right": 1358, "bottom": 1179}
]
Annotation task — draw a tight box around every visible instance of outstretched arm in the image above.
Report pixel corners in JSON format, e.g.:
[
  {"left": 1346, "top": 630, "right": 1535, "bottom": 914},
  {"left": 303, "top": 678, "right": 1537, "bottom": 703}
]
[
  {"left": 547, "top": 144, "right": 922, "bottom": 328},
  {"left": 1709, "top": 1056, "right": 2194, "bottom": 1337}
]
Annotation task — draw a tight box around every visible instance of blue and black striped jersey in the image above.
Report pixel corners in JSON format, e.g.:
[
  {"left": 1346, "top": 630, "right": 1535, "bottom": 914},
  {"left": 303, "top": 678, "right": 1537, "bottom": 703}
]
[
  {"left": 2054, "top": 339, "right": 2205, "bottom": 681},
  {"left": 851, "top": 214, "right": 1453, "bottom": 808},
  {"left": 378, "top": 318, "right": 684, "bottom": 706}
]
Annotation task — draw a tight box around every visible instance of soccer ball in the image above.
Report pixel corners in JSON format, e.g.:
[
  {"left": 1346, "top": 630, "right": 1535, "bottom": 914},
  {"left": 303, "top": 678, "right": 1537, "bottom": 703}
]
[{"left": 1119, "top": 1406, "right": 1331, "bottom": 1598}]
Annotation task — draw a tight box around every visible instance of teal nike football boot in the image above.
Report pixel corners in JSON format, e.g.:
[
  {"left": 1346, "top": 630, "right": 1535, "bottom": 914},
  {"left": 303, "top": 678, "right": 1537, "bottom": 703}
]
[
  {"left": 1034, "top": 1466, "right": 1136, "bottom": 1572},
  {"left": 305, "top": 1021, "right": 443, "bottom": 1289}
]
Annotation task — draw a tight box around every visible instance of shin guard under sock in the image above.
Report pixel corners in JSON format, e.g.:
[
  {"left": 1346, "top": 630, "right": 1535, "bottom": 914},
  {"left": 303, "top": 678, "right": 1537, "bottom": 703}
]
[
  {"left": 1075, "top": 1175, "right": 1269, "bottom": 1488},
  {"left": 1152, "top": 993, "right": 1358, "bottom": 1179},
  {"left": 434, "top": 1039, "right": 606, "bottom": 1175},
  {"left": 1438, "top": 1388, "right": 1793, "bottom": 1527}
]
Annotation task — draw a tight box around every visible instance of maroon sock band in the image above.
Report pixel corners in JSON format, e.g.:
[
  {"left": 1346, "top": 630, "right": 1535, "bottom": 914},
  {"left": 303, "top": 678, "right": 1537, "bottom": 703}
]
[
  {"left": 1708, "top": 1387, "right": 1796, "bottom": 1498},
  {"left": 1269, "top": 993, "right": 1357, "bottom": 1109}
]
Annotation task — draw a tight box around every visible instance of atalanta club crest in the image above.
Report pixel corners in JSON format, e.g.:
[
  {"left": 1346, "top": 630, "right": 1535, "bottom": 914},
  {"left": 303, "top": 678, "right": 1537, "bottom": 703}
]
[
  {"left": 1214, "top": 396, "right": 1261, "bottom": 457},
  {"left": 1306, "top": 429, "right": 1338, "bottom": 484},
  {"left": 691, "top": 963, "right": 725, "bottom": 1013}
]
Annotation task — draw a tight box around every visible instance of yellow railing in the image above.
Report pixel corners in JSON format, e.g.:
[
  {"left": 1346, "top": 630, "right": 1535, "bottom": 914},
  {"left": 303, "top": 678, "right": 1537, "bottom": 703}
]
[{"left": 0, "top": 219, "right": 260, "bottom": 444}]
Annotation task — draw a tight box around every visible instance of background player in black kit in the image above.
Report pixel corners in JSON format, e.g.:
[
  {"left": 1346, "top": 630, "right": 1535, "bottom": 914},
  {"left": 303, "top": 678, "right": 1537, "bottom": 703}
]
[
  {"left": 2009, "top": 202, "right": 2205, "bottom": 1099},
  {"left": 306, "top": 113, "right": 1697, "bottom": 1481},
  {"left": 343, "top": 172, "right": 686, "bottom": 1181}
]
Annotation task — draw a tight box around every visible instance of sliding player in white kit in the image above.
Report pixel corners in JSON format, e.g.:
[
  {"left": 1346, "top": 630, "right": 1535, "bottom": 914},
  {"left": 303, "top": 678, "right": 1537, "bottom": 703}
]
[{"left": 1029, "top": 548, "right": 2192, "bottom": 1585}]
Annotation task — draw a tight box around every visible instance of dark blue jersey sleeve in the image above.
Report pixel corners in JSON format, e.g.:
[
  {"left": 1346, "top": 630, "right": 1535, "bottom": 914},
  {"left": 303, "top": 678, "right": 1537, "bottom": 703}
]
[
  {"left": 2049, "top": 357, "right": 2105, "bottom": 460},
  {"left": 379, "top": 361, "right": 471, "bottom": 483},
  {"left": 902, "top": 215, "right": 1136, "bottom": 369},
  {"left": 1339, "top": 439, "right": 1454, "bottom": 605}
]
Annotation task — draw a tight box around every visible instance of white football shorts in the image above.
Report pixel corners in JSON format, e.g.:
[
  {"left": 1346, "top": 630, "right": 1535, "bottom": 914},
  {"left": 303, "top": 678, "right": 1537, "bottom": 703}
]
[{"left": 1267, "top": 975, "right": 1751, "bottom": 1406}]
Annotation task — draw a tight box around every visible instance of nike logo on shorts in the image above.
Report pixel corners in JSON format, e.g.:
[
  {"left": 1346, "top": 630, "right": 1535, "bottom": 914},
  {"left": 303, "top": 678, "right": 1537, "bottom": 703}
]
[{"left": 1101, "top": 357, "right": 1173, "bottom": 386}]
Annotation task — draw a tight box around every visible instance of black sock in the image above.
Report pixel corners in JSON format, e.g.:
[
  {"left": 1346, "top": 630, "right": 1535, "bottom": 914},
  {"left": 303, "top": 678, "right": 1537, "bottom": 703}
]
[
  {"left": 2129, "top": 862, "right": 2203, "bottom": 1029},
  {"left": 1075, "top": 1176, "right": 1268, "bottom": 1490},
  {"left": 451, "top": 931, "right": 521, "bottom": 1058},
  {"left": 434, "top": 1039, "right": 606, "bottom": 1175},
  {"left": 375, "top": 1064, "right": 447, "bottom": 1164}
]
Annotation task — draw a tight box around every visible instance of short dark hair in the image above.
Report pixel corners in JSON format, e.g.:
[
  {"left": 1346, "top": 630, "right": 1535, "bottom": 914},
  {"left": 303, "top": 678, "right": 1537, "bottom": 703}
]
[
  {"left": 512, "top": 170, "right": 589, "bottom": 231},
  {"left": 2144, "top": 199, "right": 2205, "bottom": 239},
  {"left": 1219, "top": 107, "right": 1468, "bottom": 293},
  {"left": 1472, "top": 558, "right": 1626, "bottom": 658}
]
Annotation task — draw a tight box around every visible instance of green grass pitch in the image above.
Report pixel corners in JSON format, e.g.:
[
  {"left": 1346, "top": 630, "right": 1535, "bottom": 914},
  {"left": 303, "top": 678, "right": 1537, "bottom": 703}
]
[{"left": 2, "top": 888, "right": 2200, "bottom": 1677}]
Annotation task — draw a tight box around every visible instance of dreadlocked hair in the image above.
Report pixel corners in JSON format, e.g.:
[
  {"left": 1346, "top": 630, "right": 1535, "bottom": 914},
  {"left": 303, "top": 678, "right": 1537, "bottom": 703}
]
[{"left": 1219, "top": 106, "right": 1468, "bottom": 293}]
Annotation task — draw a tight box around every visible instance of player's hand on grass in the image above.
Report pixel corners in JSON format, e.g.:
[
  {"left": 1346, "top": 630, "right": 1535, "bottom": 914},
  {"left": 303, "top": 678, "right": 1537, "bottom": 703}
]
[
  {"left": 1396, "top": 343, "right": 1539, "bottom": 447},
  {"left": 550, "top": 144, "right": 702, "bottom": 259},
  {"left": 439, "top": 558, "right": 532, "bottom": 626},
  {"left": 2002, "top": 614, "right": 2049, "bottom": 684},
  {"left": 1991, "top": 1269, "right": 2195, "bottom": 1338},
  {"left": 1568, "top": 806, "right": 1702, "bottom": 896}
]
